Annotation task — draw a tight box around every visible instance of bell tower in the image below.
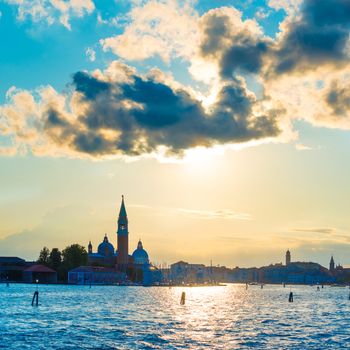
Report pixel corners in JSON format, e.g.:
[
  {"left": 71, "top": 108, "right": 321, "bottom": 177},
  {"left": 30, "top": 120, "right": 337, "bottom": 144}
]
[
  {"left": 117, "top": 195, "right": 129, "bottom": 270},
  {"left": 285, "top": 249, "right": 291, "bottom": 266}
]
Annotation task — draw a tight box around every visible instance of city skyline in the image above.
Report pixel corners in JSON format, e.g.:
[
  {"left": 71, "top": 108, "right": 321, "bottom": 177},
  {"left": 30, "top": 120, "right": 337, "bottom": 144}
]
[{"left": 1, "top": 0, "right": 350, "bottom": 268}]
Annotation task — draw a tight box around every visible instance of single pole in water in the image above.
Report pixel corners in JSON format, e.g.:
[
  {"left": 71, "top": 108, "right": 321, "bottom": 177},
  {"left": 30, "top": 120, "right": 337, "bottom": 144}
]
[
  {"left": 246, "top": 283, "right": 248, "bottom": 290},
  {"left": 283, "top": 283, "right": 286, "bottom": 288},
  {"left": 180, "top": 292, "right": 186, "bottom": 305},
  {"left": 32, "top": 279, "right": 39, "bottom": 306},
  {"left": 32, "top": 291, "right": 39, "bottom": 306},
  {"left": 289, "top": 292, "right": 293, "bottom": 302},
  {"left": 261, "top": 284, "right": 263, "bottom": 289}
]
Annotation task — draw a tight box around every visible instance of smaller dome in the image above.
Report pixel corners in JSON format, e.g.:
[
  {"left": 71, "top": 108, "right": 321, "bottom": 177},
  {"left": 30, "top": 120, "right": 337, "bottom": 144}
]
[
  {"left": 132, "top": 240, "right": 149, "bottom": 265},
  {"left": 97, "top": 234, "right": 115, "bottom": 257}
]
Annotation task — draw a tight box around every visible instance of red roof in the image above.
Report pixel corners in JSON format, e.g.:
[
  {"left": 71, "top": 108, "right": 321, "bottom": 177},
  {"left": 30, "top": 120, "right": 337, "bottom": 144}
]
[{"left": 24, "top": 264, "right": 56, "bottom": 273}]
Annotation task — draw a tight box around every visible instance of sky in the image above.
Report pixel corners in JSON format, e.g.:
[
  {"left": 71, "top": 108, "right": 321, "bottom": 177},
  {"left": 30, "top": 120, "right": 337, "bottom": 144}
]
[{"left": 1, "top": 0, "right": 350, "bottom": 268}]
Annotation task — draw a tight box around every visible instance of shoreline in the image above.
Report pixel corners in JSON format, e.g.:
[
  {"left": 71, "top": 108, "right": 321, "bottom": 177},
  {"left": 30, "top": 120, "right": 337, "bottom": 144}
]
[{"left": 2, "top": 281, "right": 349, "bottom": 287}]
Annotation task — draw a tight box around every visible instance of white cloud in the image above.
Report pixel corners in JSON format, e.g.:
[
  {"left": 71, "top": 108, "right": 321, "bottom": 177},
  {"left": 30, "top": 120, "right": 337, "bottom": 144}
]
[
  {"left": 85, "top": 47, "right": 96, "bottom": 62},
  {"left": 100, "top": 0, "right": 199, "bottom": 62},
  {"left": 5, "top": 0, "right": 95, "bottom": 29},
  {"left": 265, "top": 68, "right": 350, "bottom": 131},
  {"left": 295, "top": 143, "right": 312, "bottom": 151},
  {"left": 267, "top": 0, "right": 302, "bottom": 15},
  {"left": 97, "top": 12, "right": 129, "bottom": 27}
]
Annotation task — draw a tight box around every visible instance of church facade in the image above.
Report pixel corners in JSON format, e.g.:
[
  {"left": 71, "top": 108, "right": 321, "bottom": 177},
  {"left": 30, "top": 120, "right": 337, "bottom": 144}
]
[{"left": 86, "top": 196, "right": 160, "bottom": 284}]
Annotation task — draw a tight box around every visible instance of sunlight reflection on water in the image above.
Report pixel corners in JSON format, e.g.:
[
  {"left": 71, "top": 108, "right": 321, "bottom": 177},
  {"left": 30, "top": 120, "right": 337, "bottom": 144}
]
[{"left": 1, "top": 283, "right": 350, "bottom": 349}]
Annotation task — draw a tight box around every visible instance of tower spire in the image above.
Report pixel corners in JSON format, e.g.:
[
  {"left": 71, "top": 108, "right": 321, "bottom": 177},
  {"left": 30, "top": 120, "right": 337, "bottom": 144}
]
[
  {"left": 117, "top": 195, "right": 129, "bottom": 270},
  {"left": 330, "top": 255, "right": 335, "bottom": 272},
  {"left": 119, "top": 195, "right": 127, "bottom": 220}
]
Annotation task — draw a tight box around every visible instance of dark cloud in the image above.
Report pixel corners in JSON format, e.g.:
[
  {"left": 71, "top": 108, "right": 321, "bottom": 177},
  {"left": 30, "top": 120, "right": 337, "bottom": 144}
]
[
  {"left": 326, "top": 81, "right": 350, "bottom": 117},
  {"left": 44, "top": 71, "right": 280, "bottom": 157},
  {"left": 220, "top": 40, "right": 269, "bottom": 77},
  {"left": 199, "top": 11, "right": 271, "bottom": 78},
  {"left": 273, "top": 0, "right": 350, "bottom": 74},
  {"left": 199, "top": 0, "right": 350, "bottom": 79},
  {"left": 74, "top": 71, "right": 110, "bottom": 99},
  {"left": 200, "top": 12, "right": 233, "bottom": 57}
]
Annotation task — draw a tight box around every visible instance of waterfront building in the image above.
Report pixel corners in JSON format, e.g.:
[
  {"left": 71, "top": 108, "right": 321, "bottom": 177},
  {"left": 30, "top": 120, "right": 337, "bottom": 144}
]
[
  {"left": 131, "top": 240, "right": 162, "bottom": 285},
  {"left": 0, "top": 257, "right": 27, "bottom": 281},
  {"left": 230, "top": 267, "right": 259, "bottom": 283},
  {"left": 87, "top": 234, "right": 118, "bottom": 267},
  {"left": 87, "top": 197, "right": 133, "bottom": 268},
  {"left": 0, "top": 257, "right": 58, "bottom": 283},
  {"left": 170, "top": 261, "right": 209, "bottom": 283},
  {"left": 132, "top": 240, "right": 149, "bottom": 265},
  {"left": 258, "top": 261, "right": 335, "bottom": 284},
  {"left": 83, "top": 196, "right": 161, "bottom": 285},
  {"left": 286, "top": 250, "right": 291, "bottom": 265},
  {"left": 23, "top": 264, "right": 57, "bottom": 283},
  {"left": 68, "top": 266, "right": 123, "bottom": 285}
]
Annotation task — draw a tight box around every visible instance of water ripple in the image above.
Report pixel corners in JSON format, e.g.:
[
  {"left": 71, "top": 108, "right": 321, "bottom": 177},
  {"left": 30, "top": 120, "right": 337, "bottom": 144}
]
[{"left": 1, "top": 284, "right": 350, "bottom": 349}]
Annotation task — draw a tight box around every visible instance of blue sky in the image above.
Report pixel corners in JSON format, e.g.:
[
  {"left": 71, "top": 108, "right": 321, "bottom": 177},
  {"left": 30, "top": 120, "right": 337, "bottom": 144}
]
[
  {"left": 0, "top": 0, "right": 285, "bottom": 100},
  {"left": 1, "top": 0, "right": 350, "bottom": 268}
]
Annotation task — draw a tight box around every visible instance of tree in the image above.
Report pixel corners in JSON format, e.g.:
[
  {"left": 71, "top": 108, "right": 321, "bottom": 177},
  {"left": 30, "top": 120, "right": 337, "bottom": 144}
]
[
  {"left": 49, "top": 248, "right": 62, "bottom": 271},
  {"left": 37, "top": 247, "right": 50, "bottom": 266},
  {"left": 61, "top": 244, "right": 88, "bottom": 275}
]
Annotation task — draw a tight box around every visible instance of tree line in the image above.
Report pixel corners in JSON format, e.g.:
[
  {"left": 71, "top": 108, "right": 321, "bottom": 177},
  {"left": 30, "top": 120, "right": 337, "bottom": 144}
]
[{"left": 37, "top": 244, "right": 88, "bottom": 281}]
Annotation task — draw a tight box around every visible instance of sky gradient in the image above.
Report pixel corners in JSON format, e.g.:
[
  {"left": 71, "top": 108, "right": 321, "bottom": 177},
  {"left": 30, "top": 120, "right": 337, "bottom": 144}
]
[{"left": 1, "top": 0, "right": 350, "bottom": 268}]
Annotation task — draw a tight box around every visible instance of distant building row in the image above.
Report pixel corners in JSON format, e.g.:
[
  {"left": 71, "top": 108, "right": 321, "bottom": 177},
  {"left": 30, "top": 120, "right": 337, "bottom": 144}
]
[
  {"left": 0, "top": 257, "right": 57, "bottom": 283},
  {"left": 164, "top": 251, "right": 350, "bottom": 285}
]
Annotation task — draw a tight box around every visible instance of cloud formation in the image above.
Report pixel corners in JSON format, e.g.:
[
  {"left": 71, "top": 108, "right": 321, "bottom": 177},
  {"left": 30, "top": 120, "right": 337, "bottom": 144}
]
[
  {"left": 196, "top": 0, "right": 350, "bottom": 79},
  {"left": 199, "top": 7, "right": 271, "bottom": 79},
  {"left": 272, "top": 0, "right": 350, "bottom": 75},
  {"left": 101, "top": 0, "right": 198, "bottom": 62},
  {"left": 2, "top": 0, "right": 350, "bottom": 159},
  {"left": 0, "top": 62, "right": 281, "bottom": 158},
  {"left": 267, "top": 0, "right": 302, "bottom": 14},
  {"left": 5, "top": 0, "right": 95, "bottom": 29},
  {"left": 325, "top": 81, "right": 350, "bottom": 119}
]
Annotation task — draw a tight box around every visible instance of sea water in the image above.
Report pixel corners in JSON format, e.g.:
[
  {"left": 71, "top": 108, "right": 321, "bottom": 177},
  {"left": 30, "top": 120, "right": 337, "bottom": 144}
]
[{"left": 0, "top": 283, "right": 350, "bottom": 349}]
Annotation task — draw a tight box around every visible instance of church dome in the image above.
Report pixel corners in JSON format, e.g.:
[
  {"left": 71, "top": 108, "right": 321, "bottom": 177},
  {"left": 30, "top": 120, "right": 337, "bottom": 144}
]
[
  {"left": 97, "top": 234, "right": 115, "bottom": 257},
  {"left": 132, "top": 240, "right": 149, "bottom": 265}
]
